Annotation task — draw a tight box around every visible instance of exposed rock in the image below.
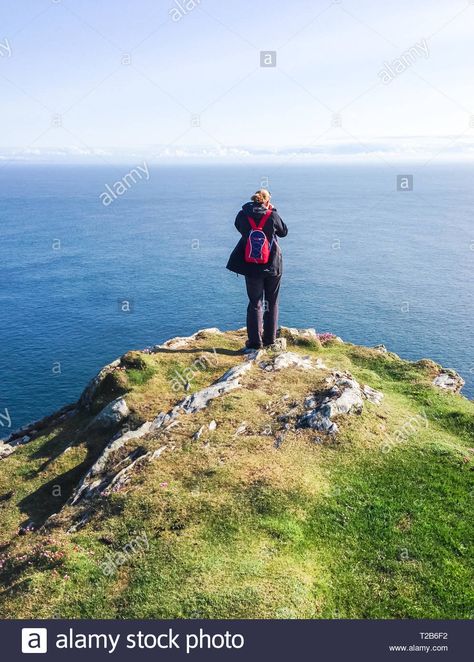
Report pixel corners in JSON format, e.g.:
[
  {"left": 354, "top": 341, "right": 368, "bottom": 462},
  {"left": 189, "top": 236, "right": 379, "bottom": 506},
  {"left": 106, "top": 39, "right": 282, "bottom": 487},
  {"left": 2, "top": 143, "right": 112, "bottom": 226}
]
[
  {"left": 304, "top": 395, "right": 318, "bottom": 409},
  {"left": 208, "top": 420, "right": 217, "bottom": 431},
  {"left": 278, "top": 326, "right": 317, "bottom": 339},
  {"left": 0, "top": 403, "right": 77, "bottom": 458},
  {"left": 154, "top": 327, "right": 222, "bottom": 350},
  {"left": 433, "top": 371, "right": 464, "bottom": 394},
  {"left": 277, "top": 406, "right": 298, "bottom": 423},
  {"left": 154, "top": 383, "right": 235, "bottom": 429},
  {"left": 0, "top": 444, "right": 15, "bottom": 459},
  {"left": 152, "top": 360, "right": 254, "bottom": 432},
  {"left": 70, "top": 421, "right": 152, "bottom": 504},
  {"left": 101, "top": 446, "right": 168, "bottom": 496},
  {"left": 195, "top": 327, "right": 222, "bottom": 338},
  {"left": 150, "top": 446, "right": 167, "bottom": 461},
  {"left": 234, "top": 423, "right": 247, "bottom": 436},
  {"left": 260, "top": 352, "right": 324, "bottom": 372},
  {"left": 192, "top": 425, "right": 204, "bottom": 440},
  {"left": 362, "top": 384, "right": 384, "bottom": 405},
  {"left": 86, "top": 397, "right": 130, "bottom": 431},
  {"left": 156, "top": 336, "right": 192, "bottom": 350},
  {"left": 297, "top": 374, "right": 383, "bottom": 436},
  {"left": 278, "top": 326, "right": 322, "bottom": 348},
  {"left": 163, "top": 420, "right": 179, "bottom": 431},
  {"left": 65, "top": 443, "right": 169, "bottom": 531},
  {"left": 325, "top": 378, "right": 365, "bottom": 417},
  {"left": 275, "top": 352, "right": 313, "bottom": 371},
  {"left": 242, "top": 348, "right": 265, "bottom": 360},
  {"left": 185, "top": 376, "right": 242, "bottom": 415},
  {"left": 79, "top": 359, "right": 121, "bottom": 410},
  {"left": 415, "top": 359, "right": 464, "bottom": 394},
  {"left": 101, "top": 449, "right": 149, "bottom": 496},
  {"left": 268, "top": 338, "right": 287, "bottom": 352},
  {"left": 68, "top": 511, "right": 93, "bottom": 534},
  {"left": 373, "top": 344, "right": 388, "bottom": 353},
  {"left": 298, "top": 410, "right": 339, "bottom": 435},
  {"left": 217, "top": 361, "right": 253, "bottom": 383}
]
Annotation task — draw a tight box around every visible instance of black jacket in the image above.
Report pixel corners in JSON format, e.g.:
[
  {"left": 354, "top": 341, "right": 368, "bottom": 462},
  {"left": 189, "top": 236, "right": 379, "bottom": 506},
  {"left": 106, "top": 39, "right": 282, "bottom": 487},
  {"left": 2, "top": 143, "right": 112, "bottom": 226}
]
[{"left": 226, "top": 202, "right": 288, "bottom": 277}]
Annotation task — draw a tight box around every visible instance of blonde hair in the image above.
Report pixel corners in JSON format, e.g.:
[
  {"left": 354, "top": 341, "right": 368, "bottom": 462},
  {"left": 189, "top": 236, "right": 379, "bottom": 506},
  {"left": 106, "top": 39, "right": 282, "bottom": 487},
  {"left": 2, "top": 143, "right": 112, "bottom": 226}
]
[{"left": 251, "top": 189, "right": 271, "bottom": 204}]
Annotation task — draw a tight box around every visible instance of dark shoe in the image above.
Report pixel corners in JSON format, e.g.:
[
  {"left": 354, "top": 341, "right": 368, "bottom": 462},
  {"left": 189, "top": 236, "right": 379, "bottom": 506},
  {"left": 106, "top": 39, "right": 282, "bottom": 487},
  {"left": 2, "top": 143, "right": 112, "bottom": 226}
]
[{"left": 244, "top": 340, "right": 263, "bottom": 351}]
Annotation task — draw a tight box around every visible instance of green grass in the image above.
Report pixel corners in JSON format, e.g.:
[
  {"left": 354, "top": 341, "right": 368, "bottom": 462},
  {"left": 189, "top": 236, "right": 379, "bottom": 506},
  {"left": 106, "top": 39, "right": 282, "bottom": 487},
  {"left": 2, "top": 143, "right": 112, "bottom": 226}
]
[
  {"left": 0, "top": 330, "right": 472, "bottom": 619},
  {"left": 126, "top": 366, "right": 157, "bottom": 386}
]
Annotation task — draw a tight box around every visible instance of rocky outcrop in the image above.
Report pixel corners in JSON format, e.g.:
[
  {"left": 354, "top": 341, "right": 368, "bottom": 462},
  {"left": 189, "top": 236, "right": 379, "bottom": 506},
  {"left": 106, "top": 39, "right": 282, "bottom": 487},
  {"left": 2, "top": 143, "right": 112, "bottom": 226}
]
[
  {"left": 66, "top": 356, "right": 255, "bottom": 515},
  {"left": 86, "top": 396, "right": 130, "bottom": 431},
  {"left": 78, "top": 359, "right": 121, "bottom": 411},
  {"left": 267, "top": 338, "right": 287, "bottom": 352},
  {"left": 297, "top": 372, "right": 383, "bottom": 435},
  {"left": 63, "top": 340, "right": 335, "bottom": 523},
  {"left": 414, "top": 359, "right": 465, "bottom": 395},
  {"left": 432, "top": 370, "right": 465, "bottom": 394},
  {"left": 52, "top": 348, "right": 384, "bottom": 524},
  {"left": 103, "top": 445, "right": 167, "bottom": 497},
  {"left": 13, "top": 324, "right": 468, "bottom": 542},
  {"left": 69, "top": 421, "right": 153, "bottom": 505},
  {"left": 362, "top": 384, "right": 384, "bottom": 405},
  {"left": 278, "top": 327, "right": 344, "bottom": 347},
  {"left": 66, "top": 444, "right": 167, "bottom": 533},
  {"left": 260, "top": 352, "right": 325, "bottom": 372},
  {"left": 153, "top": 327, "right": 222, "bottom": 350},
  {"left": 75, "top": 328, "right": 224, "bottom": 418},
  {"left": 278, "top": 326, "right": 322, "bottom": 347},
  {"left": 373, "top": 344, "right": 388, "bottom": 353},
  {"left": 0, "top": 443, "right": 15, "bottom": 459},
  {"left": 153, "top": 359, "right": 253, "bottom": 429},
  {"left": 0, "top": 403, "right": 76, "bottom": 459}
]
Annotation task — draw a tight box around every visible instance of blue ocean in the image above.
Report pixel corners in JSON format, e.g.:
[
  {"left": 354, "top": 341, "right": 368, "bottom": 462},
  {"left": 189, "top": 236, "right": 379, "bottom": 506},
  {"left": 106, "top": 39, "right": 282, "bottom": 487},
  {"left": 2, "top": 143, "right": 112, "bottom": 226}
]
[{"left": 1, "top": 163, "right": 473, "bottom": 430}]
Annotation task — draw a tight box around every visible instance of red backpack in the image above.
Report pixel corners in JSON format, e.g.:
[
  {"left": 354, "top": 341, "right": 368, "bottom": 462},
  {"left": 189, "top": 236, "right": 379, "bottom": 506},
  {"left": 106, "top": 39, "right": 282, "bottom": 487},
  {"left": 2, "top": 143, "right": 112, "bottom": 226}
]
[{"left": 244, "top": 206, "right": 273, "bottom": 264}]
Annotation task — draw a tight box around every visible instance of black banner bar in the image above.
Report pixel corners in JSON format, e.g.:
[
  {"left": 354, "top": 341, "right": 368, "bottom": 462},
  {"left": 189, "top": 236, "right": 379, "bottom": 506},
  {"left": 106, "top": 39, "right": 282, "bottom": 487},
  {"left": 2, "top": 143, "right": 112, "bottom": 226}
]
[{"left": 0, "top": 619, "right": 471, "bottom": 661}]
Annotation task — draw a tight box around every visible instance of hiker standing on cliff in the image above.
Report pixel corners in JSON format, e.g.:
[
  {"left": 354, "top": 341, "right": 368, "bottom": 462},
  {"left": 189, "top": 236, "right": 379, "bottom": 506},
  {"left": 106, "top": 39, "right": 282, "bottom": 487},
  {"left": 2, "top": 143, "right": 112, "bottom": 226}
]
[{"left": 226, "top": 189, "right": 288, "bottom": 350}]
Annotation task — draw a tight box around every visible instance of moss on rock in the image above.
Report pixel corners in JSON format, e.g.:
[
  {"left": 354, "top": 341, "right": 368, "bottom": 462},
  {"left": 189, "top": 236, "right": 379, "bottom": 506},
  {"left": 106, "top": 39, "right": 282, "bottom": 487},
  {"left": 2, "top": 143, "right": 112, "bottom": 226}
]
[{"left": 121, "top": 351, "right": 150, "bottom": 370}]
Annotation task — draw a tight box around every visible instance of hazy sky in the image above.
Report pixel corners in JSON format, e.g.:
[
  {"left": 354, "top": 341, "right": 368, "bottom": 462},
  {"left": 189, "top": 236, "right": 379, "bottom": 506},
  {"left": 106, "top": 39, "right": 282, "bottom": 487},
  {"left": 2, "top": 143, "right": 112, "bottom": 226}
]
[{"left": 1, "top": 0, "right": 473, "bottom": 161}]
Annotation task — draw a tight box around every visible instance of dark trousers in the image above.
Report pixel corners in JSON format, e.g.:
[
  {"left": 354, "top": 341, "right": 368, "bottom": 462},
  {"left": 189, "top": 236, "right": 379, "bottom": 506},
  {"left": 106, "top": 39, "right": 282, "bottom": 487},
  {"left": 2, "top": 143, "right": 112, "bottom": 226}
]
[{"left": 245, "top": 274, "right": 281, "bottom": 347}]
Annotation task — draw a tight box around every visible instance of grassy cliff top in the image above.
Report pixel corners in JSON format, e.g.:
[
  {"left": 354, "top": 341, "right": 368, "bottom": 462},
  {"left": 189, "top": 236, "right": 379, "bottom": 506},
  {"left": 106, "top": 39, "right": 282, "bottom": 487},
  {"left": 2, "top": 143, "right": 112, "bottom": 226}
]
[{"left": 0, "top": 328, "right": 472, "bottom": 619}]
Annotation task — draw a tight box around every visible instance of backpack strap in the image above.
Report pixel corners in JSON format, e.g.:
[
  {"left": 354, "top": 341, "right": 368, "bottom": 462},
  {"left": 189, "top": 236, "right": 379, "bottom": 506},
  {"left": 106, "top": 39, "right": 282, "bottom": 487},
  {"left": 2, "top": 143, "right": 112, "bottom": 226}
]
[{"left": 247, "top": 207, "right": 273, "bottom": 231}]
